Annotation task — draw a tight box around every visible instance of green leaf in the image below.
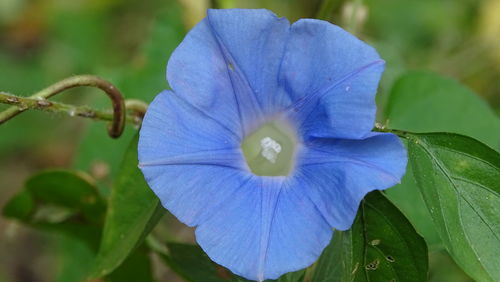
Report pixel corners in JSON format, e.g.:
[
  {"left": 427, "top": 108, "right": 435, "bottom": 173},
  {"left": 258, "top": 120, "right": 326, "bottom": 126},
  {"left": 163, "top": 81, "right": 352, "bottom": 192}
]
[
  {"left": 428, "top": 250, "right": 476, "bottom": 282},
  {"left": 2, "top": 170, "right": 105, "bottom": 250},
  {"left": 2, "top": 170, "right": 105, "bottom": 224},
  {"left": 4, "top": 170, "right": 105, "bottom": 219},
  {"left": 17, "top": 168, "right": 156, "bottom": 282},
  {"left": 276, "top": 270, "right": 305, "bottom": 282},
  {"left": 90, "top": 134, "right": 164, "bottom": 278},
  {"left": 105, "top": 249, "right": 155, "bottom": 282},
  {"left": 55, "top": 235, "right": 96, "bottom": 282},
  {"left": 385, "top": 72, "right": 500, "bottom": 146},
  {"left": 312, "top": 191, "right": 428, "bottom": 282},
  {"left": 36, "top": 222, "right": 102, "bottom": 250},
  {"left": 161, "top": 243, "right": 237, "bottom": 282},
  {"left": 160, "top": 242, "right": 304, "bottom": 282},
  {"left": 384, "top": 71, "right": 500, "bottom": 247},
  {"left": 408, "top": 132, "right": 500, "bottom": 281},
  {"left": 3, "top": 189, "right": 35, "bottom": 220},
  {"left": 26, "top": 170, "right": 106, "bottom": 223}
]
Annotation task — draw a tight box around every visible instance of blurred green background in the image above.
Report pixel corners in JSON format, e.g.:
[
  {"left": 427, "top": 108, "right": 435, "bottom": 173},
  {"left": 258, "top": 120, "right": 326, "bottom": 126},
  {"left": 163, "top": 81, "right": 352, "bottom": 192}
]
[{"left": 1, "top": 0, "right": 499, "bottom": 281}]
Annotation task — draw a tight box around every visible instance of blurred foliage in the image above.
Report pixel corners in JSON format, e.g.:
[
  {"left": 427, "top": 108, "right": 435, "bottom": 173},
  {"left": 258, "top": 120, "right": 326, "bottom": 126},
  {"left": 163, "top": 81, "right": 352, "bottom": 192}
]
[
  {"left": 3, "top": 170, "right": 104, "bottom": 249},
  {"left": 1, "top": 0, "right": 499, "bottom": 281}
]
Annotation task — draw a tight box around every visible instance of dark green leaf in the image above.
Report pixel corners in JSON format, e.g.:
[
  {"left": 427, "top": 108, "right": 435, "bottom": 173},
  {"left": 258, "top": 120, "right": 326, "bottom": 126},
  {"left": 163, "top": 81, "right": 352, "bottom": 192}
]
[
  {"left": 3, "top": 189, "right": 34, "bottom": 220},
  {"left": 2, "top": 144, "right": 157, "bottom": 281},
  {"left": 35, "top": 222, "right": 102, "bottom": 250},
  {"left": 161, "top": 243, "right": 237, "bottom": 282},
  {"left": 105, "top": 249, "right": 155, "bottom": 282},
  {"left": 312, "top": 191, "right": 428, "bottom": 282},
  {"left": 2, "top": 170, "right": 105, "bottom": 224},
  {"left": 383, "top": 71, "right": 500, "bottom": 247},
  {"left": 90, "top": 134, "right": 164, "bottom": 278},
  {"left": 54, "top": 235, "right": 96, "bottom": 282},
  {"left": 276, "top": 270, "right": 305, "bottom": 282},
  {"left": 2, "top": 170, "right": 105, "bottom": 250},
  {"left": 160, "top": 242, "right": 303, "bottom": 282},
  {"left": 25, "top": 170, "right": 106, "bottom": 223},
  {"left": 408, "top": 132, "right": 500, "bottom": 281}
]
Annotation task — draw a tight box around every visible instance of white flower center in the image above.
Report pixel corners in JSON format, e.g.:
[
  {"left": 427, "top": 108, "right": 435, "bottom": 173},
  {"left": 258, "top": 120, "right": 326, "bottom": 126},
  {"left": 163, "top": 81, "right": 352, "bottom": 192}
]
[
  {"left": 241, "top": 120, "right": 297, "bottom": 176},
  {"left": 260, "top": 137, "right": 282, "bottom": 164}
]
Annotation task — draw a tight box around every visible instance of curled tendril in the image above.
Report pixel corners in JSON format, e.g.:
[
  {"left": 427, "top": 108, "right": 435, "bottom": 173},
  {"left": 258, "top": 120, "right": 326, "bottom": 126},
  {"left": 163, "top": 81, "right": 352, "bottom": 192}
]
[{"left": 0, "top": 75, "right": 130, "bottom": 138}]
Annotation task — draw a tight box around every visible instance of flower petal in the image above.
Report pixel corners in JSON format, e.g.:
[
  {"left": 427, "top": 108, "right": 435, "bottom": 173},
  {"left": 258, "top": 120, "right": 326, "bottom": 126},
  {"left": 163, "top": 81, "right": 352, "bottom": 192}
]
[
  {"left": 206, "top": 9, "right": 291, "bottom": 118},
  {"left": 195, "top": 177, "right": 332, "bottom": 281},
  {"left": 167, "top": 9, "right": 290, "bottom": 135},
  {"left": 260, "top": 180, "right": 333, "bottom": 279},
  {"left": 139, "top": 164, "right": 249, "bottom": 227},
  {"left": 280, "top": 19, "right": 384, "bottom": 140},
  {"left": 138, "top": 90, "right": 251, "bottom": 225},
  {"left": 195, "top": 176, "right": 275, "bottom": 280},
  {"left": 166, "top": 20, "right": 242, "bottom": 137},
  {"left": 138, "top": 90, "right": 243, "bottom": 170},
  {"left": 296, "top": 132, "right": 407, "bottom": 230},
  {"left": 142, "top": 10, "right": 403, "bottom": 282}
]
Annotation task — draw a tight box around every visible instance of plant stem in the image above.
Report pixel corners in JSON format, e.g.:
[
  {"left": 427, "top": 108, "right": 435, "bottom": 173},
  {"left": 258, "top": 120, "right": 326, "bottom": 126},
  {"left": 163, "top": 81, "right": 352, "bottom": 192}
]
[
  {"left": 125, "top": 99, "right": 149, "bottom": 119},
  {"left": 373, "top": 123, "right": 410, "bottom": 139},
  {"left": 0, "top": 92, "right": 142, "bottom": 125},
  {"left": 0, "top": 75, "right": 129, "bottom": 138}
]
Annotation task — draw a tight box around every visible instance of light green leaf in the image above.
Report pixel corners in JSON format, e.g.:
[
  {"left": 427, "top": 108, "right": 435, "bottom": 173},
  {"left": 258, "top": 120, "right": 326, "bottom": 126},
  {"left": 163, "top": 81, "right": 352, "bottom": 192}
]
[
  {"left": 384, "top": 71, "right": 500, "bottom": 247},
  {"left": 90, "top": 134, "right": 164, "bottom": 279},
  {"left": 312, "top": 191, "right": 428, "bottom": 282},
  {"left": 385, "top": 72, "right": 500, "bottom": 146},
  {"left": 408, "top": 132, "right": 500, "bottom": 281}
]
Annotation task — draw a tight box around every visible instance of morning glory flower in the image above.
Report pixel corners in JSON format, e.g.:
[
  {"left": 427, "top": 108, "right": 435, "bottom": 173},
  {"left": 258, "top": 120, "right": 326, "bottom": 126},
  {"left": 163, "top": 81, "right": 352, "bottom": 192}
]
[{"left": 138, "top": 8, "right": 407, "bottom": 281}]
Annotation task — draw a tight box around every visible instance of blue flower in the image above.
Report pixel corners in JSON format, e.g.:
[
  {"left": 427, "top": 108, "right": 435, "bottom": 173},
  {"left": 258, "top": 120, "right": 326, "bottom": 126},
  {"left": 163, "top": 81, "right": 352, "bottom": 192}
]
[{"left": 138, "top": 9, "right": 407, "bottom": 281}]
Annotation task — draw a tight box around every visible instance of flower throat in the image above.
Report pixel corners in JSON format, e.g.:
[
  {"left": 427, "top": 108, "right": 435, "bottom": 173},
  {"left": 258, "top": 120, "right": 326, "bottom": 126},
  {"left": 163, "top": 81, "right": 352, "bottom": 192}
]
[{"left": 241, "top": 121, "right": 296, "bottom": 176}]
